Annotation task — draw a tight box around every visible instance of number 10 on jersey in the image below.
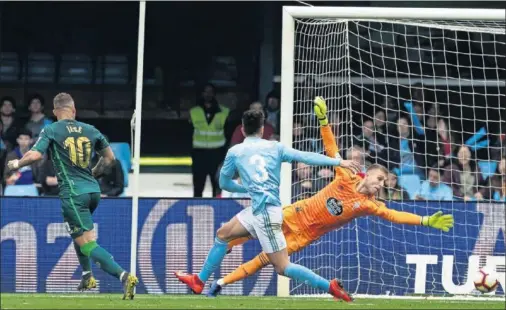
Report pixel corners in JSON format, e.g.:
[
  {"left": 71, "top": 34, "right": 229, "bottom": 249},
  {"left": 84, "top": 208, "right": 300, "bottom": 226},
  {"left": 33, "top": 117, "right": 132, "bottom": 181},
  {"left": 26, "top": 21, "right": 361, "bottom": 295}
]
[{"left": 64, "top": 137, "right": 92, "bottom": 168}]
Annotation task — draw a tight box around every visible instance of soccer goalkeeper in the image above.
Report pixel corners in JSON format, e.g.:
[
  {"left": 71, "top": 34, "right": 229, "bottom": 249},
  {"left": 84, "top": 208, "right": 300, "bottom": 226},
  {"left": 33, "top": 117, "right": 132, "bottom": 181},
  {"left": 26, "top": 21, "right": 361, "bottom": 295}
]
[{"left": 207, "top": 97, "right": 454, "bottom": 298}]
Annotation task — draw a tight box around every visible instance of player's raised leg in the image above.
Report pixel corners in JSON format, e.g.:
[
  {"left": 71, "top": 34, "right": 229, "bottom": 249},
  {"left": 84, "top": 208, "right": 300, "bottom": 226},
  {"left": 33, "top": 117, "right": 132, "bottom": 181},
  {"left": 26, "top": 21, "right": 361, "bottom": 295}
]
[
  {"left": 207, "top": 252, "right": 269, "bottom": 297},
  {"left": 257, "top": 206, "right": 352, "bottom": 302},
  {"left": 278, "top": 256, "right": 352, "bottom": 302},
  {"left": 210, "top": 221, "right": 301, "bottom": 296},
  {"left": 226, "top": 236, "right": 253, "bottom": 253},
  {"left": 175, "top": 214, "right": 251, "bottom": 294},
  {"left": 66, "top": 193, "right": 138, "bottom": 299}
]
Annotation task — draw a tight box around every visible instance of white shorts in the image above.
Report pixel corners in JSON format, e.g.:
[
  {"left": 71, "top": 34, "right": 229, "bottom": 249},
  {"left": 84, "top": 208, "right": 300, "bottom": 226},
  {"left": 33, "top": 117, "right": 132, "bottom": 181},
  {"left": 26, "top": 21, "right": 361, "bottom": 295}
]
[{"left": 236, "top": 205, "right": 286, "bottom": 254}]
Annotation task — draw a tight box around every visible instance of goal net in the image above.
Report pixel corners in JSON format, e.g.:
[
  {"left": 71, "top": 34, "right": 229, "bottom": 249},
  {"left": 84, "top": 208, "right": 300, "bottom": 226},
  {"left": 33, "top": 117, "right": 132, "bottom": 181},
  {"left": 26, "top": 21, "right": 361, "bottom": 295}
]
[{"left": 281, "top": 7, "right": 505, "bottom": 298}]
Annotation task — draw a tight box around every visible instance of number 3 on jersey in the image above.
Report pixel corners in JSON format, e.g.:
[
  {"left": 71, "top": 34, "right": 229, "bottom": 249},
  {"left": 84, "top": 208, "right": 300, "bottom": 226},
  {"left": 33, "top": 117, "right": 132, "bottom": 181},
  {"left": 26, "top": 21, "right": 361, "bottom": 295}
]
[
  {"left": 64, "top": 137, "right": 91, "bottom": 168},
  {"left": 249, "top": 154, "right": 268, "bottom": 182}
]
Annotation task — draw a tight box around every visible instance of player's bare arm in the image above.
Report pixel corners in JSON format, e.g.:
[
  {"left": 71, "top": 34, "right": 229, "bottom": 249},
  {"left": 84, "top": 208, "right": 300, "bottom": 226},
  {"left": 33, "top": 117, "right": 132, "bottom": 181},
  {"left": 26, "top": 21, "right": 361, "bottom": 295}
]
[
  {"left": 360, "top": 166, "right": 454, "bottom": 232},
  {"left": 7, "top": 150, "right": 43, "bottom": 171},
  {"left": 91, "top": 146, "right": 116, "bottom": 178},
  {"left": 314, "top": 96, "right": 360, "bottom": 175},
  {"left": 373, "top": 203, "right": 454, "bottom": 232}
]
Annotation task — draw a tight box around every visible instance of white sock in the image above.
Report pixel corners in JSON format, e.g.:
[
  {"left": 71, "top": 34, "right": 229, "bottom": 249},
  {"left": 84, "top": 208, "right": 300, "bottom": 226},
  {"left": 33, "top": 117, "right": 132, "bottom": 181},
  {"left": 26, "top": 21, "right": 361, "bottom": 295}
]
[
  {"left": 217, "top": 278, "right": 225, "bottom": 286},
  {"left": 82, "top": 271, "right": 91, "bottom": 276},
  {"left": 120, "top": 271, "right": 126, "bottom": 281}
]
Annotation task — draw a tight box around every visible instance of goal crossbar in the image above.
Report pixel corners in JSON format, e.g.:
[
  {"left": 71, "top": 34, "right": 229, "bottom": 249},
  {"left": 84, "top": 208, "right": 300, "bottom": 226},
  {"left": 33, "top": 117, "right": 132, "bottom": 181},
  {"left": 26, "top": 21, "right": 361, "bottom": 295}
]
[{"left": 283, "top": 6, "right": 506, "bottom": 21}]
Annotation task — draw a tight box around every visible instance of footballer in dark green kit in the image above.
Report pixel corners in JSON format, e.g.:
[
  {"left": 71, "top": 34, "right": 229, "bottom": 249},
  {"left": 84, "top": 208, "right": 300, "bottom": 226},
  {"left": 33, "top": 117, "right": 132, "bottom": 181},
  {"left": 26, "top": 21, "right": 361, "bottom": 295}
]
[{"left": 7, "top": 93, "right": 138, "bottom": 300}]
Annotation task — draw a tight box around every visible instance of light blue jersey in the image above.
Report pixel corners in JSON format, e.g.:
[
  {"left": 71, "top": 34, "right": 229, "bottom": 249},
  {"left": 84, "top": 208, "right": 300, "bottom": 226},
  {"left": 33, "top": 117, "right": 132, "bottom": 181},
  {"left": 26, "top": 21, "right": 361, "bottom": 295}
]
[{"left": 220, "top": 136, "right": 342, "bottom": 214}]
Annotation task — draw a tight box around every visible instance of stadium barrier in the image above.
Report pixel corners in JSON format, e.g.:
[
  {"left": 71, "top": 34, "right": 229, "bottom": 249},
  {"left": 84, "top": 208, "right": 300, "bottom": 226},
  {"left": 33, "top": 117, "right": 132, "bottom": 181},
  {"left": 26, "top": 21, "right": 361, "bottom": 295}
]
[{"left": 1, "top": 197, "right": 504, "bottom": 296}]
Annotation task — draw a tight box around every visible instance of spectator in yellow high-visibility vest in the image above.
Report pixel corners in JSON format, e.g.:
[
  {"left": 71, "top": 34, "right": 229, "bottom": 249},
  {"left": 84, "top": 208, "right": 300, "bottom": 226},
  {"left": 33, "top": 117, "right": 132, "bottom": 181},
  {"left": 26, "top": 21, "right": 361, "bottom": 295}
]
[{"left": 189, "top": 83, "right": 229, "bottom": 197}]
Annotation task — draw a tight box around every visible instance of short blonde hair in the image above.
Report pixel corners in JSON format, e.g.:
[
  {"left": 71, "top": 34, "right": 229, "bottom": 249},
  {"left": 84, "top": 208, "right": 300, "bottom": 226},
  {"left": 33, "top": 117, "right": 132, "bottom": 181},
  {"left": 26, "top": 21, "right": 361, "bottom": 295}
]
[
  {"left": 53, "top": 93, "right": 74, "bottom": 109},
  {"left": 366, "top": 163, "right": 389, "bottom": 176}
]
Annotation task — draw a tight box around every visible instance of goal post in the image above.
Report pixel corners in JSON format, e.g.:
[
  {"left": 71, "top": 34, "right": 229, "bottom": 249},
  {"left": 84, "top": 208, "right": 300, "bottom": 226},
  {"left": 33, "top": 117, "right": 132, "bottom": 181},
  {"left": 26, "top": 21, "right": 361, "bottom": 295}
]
[
  {"left": 278, "top": 8, "right": 296, "bottom": 298},
  {"left": 130, "top": 0, "right": 147, "bottom": 283},
  {"left": 279, "top": 6, "right": 505, "bottom": 298}
]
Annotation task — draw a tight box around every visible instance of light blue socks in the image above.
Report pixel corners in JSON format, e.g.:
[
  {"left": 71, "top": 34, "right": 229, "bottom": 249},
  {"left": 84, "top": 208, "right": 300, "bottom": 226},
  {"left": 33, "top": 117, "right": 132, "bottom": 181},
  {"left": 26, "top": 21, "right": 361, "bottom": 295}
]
[
  {"left": 198, "top": 237, "right": 228, "bottom": 282},
  {"left": 284, "top": 263, "right": 331, "bottom": 292},
  {"left": 198, "top": 238, "right": 331, "bottom": 292}
]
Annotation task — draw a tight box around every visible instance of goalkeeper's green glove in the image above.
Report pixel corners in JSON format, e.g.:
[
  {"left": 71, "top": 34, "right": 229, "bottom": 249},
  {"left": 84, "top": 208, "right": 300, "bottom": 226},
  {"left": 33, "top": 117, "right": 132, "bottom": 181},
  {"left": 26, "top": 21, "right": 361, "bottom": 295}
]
[
  {"left": 313, "top": 96, "right": 328, "bottom": 126},
  {"left": 421, "top": 211, "right": 454, "bottom": 232}
]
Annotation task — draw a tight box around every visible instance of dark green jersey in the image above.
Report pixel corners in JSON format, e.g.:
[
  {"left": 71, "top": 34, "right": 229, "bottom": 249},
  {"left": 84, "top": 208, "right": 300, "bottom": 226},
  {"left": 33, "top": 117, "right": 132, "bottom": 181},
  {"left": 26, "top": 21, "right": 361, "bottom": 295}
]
[{"left": 32, "top": 119, "right": 109, "bottom": 197}]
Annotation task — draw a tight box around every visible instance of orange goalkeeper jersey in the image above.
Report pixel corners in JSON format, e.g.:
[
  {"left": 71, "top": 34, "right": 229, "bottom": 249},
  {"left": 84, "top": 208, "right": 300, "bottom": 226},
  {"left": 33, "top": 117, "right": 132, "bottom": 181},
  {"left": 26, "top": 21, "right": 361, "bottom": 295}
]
[{"left": 288, "top": 125, "right": 422, "bottom": 240}]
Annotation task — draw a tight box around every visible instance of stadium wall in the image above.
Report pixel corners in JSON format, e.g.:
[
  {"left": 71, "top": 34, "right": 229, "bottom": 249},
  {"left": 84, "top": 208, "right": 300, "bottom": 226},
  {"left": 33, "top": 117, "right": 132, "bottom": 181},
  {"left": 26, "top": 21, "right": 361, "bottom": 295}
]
[{"left": 1, "top": 197, "right": 504, "bottom": 296}]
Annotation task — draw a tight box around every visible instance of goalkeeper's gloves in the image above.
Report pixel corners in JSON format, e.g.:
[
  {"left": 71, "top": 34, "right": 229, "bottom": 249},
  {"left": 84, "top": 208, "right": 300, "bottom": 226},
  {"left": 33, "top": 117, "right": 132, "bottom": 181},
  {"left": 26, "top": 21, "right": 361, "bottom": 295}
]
[
  {"left": 313, "top": 96, "right": 328, "bottom": 126},
  {"left": 421, "top": 211, "right": 454, "bottom": 232}
]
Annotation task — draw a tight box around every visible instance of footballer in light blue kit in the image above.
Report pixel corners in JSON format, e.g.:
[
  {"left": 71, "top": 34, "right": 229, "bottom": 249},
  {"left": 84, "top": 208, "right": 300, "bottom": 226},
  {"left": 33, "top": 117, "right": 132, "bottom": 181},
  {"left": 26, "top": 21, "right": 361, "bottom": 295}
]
[{"left": 176, "top": 109, "right": 361, "bottom": 301}]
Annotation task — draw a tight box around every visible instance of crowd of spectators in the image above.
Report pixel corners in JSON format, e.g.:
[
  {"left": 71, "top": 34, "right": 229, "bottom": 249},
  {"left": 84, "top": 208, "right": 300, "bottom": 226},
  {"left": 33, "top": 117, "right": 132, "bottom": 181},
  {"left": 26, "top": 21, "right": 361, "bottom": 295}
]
[
  {"left": 2, "top": 85, "right": 504, "bottom": 203},
  {"left": 0, "top": 94, "right": 124, "bottom": 197},
  {"left": 215, "top": 84, "right": 505, "bottom": 203},
  {"left": 294, "top": 90, "right": 504, "bottom": 202}
]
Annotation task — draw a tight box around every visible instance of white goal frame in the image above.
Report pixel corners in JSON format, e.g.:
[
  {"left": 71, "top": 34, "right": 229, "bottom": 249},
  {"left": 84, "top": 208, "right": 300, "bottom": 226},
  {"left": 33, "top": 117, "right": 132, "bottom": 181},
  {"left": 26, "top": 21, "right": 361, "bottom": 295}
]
[{"left": 278, "top": 6, "right": 505, "bottom": 298}]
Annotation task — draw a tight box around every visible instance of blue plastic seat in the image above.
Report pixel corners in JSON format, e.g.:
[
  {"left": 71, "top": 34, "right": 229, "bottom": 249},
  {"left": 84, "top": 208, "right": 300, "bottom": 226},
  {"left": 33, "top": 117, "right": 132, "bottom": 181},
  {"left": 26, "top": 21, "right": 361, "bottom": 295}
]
[
  {"left": 0, "top": 52, "right": 20, "bottom": 82},
  {"left": 4, "top": 184, "right": 39, "bottom": 197},
  {"left": 110, "top": 142, "right": 131, "bottom": 187},
  {"left": 95, "top": 55, "right": 129, "bottom": 84},
  {"left": 397, "top": 174, "right": 421, "bottom": 199},
  {"left": 27, "top": 53, "right": 55, "bottom": 83},
  {"left": 58, "top": 54, "right": 92, "bottom": 84}
]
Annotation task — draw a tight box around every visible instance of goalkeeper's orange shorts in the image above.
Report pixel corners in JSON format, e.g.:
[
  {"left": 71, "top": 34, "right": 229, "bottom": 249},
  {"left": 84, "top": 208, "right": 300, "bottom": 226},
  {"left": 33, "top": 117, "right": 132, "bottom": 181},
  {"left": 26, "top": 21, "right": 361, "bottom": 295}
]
[{"left": 280, "top": 204, "right": 315, "bottom": 255}]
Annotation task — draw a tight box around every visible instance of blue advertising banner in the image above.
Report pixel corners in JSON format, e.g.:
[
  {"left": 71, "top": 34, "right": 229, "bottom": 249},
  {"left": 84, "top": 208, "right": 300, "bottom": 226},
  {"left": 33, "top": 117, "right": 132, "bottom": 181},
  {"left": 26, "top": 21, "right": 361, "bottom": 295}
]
[{"left": 1, "top": 198, "right": 504, "bottom": 296}]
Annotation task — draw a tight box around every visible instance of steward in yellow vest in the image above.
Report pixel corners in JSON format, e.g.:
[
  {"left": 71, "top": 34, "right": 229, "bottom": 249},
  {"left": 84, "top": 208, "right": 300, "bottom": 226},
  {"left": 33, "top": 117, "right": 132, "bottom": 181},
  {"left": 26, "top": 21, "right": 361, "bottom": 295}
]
[
  {"left": 189, "top": 84, "right": 229, "bottom": 197},
  {"left": 190, "top": 104, "right": 229, "bottom": 149}
]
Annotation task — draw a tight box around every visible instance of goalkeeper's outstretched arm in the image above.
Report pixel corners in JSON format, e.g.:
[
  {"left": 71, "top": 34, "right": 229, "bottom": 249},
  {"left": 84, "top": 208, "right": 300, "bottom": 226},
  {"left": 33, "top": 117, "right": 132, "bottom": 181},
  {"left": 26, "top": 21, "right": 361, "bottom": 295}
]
[
  {"left": 314, "top": 96, "right": 357, "bottom": 180},
  {"left": 372, "top": 202, "right": 454, "bottom": 232}
]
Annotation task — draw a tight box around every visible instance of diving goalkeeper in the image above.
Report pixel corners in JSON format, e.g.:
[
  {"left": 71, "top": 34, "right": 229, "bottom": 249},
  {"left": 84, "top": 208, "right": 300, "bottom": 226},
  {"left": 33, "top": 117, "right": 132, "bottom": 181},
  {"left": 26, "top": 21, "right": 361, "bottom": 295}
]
[{"left": 207, "top": 97, "right": 454, "bottom": 298}]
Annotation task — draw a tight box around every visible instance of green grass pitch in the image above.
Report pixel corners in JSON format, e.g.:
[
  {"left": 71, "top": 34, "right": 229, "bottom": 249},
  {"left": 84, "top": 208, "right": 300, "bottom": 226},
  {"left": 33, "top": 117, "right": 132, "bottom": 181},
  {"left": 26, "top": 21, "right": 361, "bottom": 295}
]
[{"left": 1, "top": 294, "right": 504, "bottom": 309}]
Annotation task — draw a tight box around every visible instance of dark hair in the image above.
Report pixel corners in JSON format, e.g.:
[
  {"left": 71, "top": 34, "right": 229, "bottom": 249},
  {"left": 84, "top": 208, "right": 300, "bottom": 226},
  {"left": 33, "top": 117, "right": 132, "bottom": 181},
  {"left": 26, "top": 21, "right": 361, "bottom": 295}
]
[
  {"left": 202, "top": 82, "right": 216, "bottom": 93},
  {"left": 28, "top": 93, "right": 45, "bottom": 106},
  {"left": 265, "top": 90, "right": 280, "bottom": 102},
  {"left": 374, "top": 108, "right": 386, "bottom": 118},
  {"left": 242, "top": 110, "right": 265, "bottom": 136},
  {"left": 17, "top": 128, "right": 32, "bottom": 138},
  {"left": 455, "top": 145, "right": 477, "bottom": 172},
  {"left": 362, "top": 118, "right": 374, "bottom": 125},
  {"left": 1, "top": 96, "right": 16, "bottom": 109},
  {"left": 199, "top": 83, "right": 218, "bottom": 107},
  {"left": 429, "top": 164, "right": 441, "bottom": 175},
  {"left": 388, "top": 169, "right": 403, "bottom": 190}
]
